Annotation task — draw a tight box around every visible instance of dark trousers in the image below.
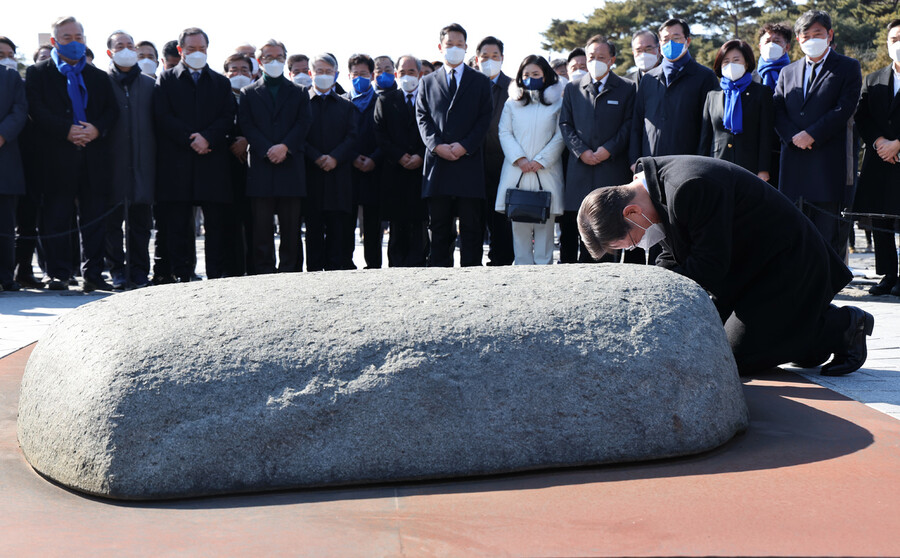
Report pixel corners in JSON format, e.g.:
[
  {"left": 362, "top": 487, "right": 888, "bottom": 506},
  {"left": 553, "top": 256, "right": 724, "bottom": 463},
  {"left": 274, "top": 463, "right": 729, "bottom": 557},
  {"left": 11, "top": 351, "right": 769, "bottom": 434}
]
[
  {"left": 0, "top": 195, "right": 15, "bottom": 284},
  {"left": 347, "top": 203, "right": 384, "bottom": 269},
  {"left": 41, "top": 176, "right": 107, "bottom": 282},
  {"left": 250, "top": 196, "right": 303, "bottom": 274},
  {"left": 485, "top": 181, "right": 513, "bottom": 266},
  {"left": 105, "top": 203, "right": 152, "bottom": 283},
  {"left": 14, "top": 192, "right": 43, "bottom": 278},
  {"left": 305, "top": 208, "right": 346, "bottom": 271},
  {"left": 157, "top": 201, "right": 232, "bottom": 280},
  {"left": 872, "top": 218, "right": 899, "bottom": 278},
  {"left": 388, "top": 219, "right": 428, "bottom": 267},
  {"left": 427, "top": 196, "right": 484, "bottom": 267},
  {"left": 800, "top": 200, "right": 845, "bottom": 260}
]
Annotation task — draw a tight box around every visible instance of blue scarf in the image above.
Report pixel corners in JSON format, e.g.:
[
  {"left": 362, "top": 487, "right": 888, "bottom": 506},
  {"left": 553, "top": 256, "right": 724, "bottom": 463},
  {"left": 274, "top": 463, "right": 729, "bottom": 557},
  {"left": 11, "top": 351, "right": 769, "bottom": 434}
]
[
  {"left": 661, "top": 49, "right": 691, "bottom": 86},
  {"left": 756, "top": 53, "right": 790, "bottom": 90},
  {"left": 350, "top": 84, "right": 375, "bottom": 112},
  {"left": 51, "top": 47, "right": 88, "bottom": 124},
  {"left": 721, "top": 72, "right": 753, "bottom": 134}
]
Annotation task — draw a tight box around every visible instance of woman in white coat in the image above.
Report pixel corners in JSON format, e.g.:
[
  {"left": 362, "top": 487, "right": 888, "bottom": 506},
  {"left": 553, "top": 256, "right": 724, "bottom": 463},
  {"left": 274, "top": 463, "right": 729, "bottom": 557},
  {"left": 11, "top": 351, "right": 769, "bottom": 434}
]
[{"left": 495, "top": 55, "right": 566, "bottom": 265}]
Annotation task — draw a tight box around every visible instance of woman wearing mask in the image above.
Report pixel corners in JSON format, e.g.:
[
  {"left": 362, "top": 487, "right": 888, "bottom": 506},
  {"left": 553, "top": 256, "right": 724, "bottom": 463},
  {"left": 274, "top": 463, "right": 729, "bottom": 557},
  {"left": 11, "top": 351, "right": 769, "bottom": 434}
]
[
  {"left": 699, "top": 40, "right": 774, "bottom": 181},
  {"left": 495, "top": 55, "right": 566, "bottom": 265}
]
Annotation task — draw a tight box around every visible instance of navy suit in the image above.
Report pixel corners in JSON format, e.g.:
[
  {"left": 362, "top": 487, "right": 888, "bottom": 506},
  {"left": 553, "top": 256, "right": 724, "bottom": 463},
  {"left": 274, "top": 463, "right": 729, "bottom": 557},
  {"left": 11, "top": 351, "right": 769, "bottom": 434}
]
[
  {"left": 416, "top": 64, "right": 493, "bottom": 266},
  {"left": 774, "top": 49, "right": 861, "bottom": 256}
]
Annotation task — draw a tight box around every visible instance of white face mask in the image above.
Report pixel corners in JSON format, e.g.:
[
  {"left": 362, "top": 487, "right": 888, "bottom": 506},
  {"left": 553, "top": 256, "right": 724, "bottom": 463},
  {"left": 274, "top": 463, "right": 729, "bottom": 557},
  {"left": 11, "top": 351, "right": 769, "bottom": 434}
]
[
  {"left": 137, "top": 58, "right": 158, "bottom": 76},
  {"left": 626, "top": 214, "right": 666, "bottom": 251},
  {"left": 398, "top": 74, "right": 419, "bottom": 92},
  {"left": 800, "top": 37, "right": 828, "bottom": 59},
  {"left": 480, "top": 59, "right": 501, "bottom": 78},
  {"left": 249, "top": 57, "right": 259, "bottom": 75},
  {"left": 229, "top": 75, "right": 252, "bottom": 90},
  {"left": 568, "top": 69, "right": 587, "bottom": 83},
  {"left": 634, "top": 52, "right": 658, "bottom": 72},
  {"left": 292, "top": 72, "right": 312, "bottom": 86},
  {"left": 587, "top": 59, "right": 608, "bottom": 80},
  {"left": 890, "top": 42, "right": 900, "bottom": 64},
  {"left": 721, "top": 62, "right": 746, "bottom": 81},
  {"left": 313, "top": 73, "right": 335, "bottom": 91},
  {"left": 184, "top": 51, "right": 207, "bottom": 70},
  {"left": 443, "top": 46, "right": 466, "bottom": 66},
  {"left": 759, "top": 42, "right": 784, "bottom": 61},
  {"left": 263, "top": 60, "right": 284, "bottom": 78},
  {"left": 112, "top": 48, "right": 138, "bottom": 68},
  {"left": 0, "top": 58, "right": 17, "bottom": 71}
]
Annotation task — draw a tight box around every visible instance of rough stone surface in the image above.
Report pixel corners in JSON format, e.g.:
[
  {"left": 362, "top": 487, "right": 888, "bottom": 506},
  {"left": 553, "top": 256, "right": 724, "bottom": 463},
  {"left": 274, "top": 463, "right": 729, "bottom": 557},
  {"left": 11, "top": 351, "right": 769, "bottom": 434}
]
[{"left": 17, "top": 265, "right": 748, "bottom": 500}]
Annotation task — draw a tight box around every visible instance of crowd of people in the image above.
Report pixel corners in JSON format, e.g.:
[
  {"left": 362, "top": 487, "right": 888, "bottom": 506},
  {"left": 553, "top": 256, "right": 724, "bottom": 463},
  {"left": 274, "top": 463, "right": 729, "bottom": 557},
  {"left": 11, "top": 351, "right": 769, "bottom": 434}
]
[{"left": 0, "top": 10, "right": 898, "bottom": 296}]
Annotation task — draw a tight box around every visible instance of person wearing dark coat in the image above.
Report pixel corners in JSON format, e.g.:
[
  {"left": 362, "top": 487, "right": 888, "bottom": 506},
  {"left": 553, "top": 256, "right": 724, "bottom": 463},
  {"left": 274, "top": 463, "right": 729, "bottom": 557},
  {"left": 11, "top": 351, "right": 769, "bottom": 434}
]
[
  {"left": 343, "top": 54, "right": 383, "bottom": 270},
  {"left": 305, "top": 53, "right": 358, "bottom": 271},
  {"left": 154, "top": 28, "right": 236, "bottom": 282},
  {"left": 699, "top": 40, "right": 773, "bottom": 179},
  {"left": 754, "top": 22, "right": 794, "bottom": 188},
  {"left": 374, "top": 55, "right": 428, "bottom": 267},
  {"left": 25, "top": 17, "right": 119, "bottom": 292},
  {"left": 626, "top": 29, "right": 661, "bottom": 93},
  {"left": 238, "top": 40, "right": 311, "bottom": 275},
  {"left": 105, "top": 31, "right": 156, "bottom": 289},
  {"left": 773, "top": 10, "right": 862, "bottom": 259},
  {"left": 476, "top": 36, "right": 514, "bottom": 266},
  {"left": 416, "top": 23, "right": 493, "bottom": 267},
  {"left": 853, "top": 19, "right": 900, "bottom": 297},
  {"left": 577, "top": 155, "right": 874, "bottom": 377},
  {"left": 0, "top": 63, "right": 27, "bottom": 291},
  {"left": 558, "top": 35, "right": 636, "bottom": 264}
]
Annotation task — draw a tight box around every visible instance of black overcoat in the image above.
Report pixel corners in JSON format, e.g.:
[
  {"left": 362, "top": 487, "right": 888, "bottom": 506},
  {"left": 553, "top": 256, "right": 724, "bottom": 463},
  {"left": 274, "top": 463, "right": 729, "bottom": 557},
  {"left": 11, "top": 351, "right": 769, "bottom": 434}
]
[
  {"left": 854, "top": 65, "right": 900, "bottom": 215},
  {"left": 0, "top": 66, "right": 26, "bottom": 195},
  {"left": 699, "top": 81, "right": 773, "bottom": 175},
  {"left": 107, "top": 69, "right": 156, "bottom": 205},
  {"left": 304, "top": 88, "right": 357, "bottom": 213},
  {"left": 343, "top": 92, "right": 382, "bottom": 206},
  {"left": 374, "top": 88, "right": 427, "bottom": 221}
]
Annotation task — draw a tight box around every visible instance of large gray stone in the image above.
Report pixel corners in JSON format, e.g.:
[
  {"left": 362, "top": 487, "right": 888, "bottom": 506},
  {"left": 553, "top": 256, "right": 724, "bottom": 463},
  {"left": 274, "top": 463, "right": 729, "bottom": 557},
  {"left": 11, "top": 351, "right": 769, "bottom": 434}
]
[{"left": 17, "top": 265, "right": 748, "bottom": 500}]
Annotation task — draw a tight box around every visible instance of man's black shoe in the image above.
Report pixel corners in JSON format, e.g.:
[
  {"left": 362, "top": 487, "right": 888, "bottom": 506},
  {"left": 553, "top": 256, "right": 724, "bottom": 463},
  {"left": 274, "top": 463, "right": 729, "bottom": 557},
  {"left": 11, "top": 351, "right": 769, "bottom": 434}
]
[
  {"left": 1, "top": 281, "right": 22, "bottom": 292},
  {"left": 892, "top": 282, "right": 900, "bottom": 297},
  {"left": 46, "top": 278, "right": 69, "bottom": 291},
  {"left": 14, "top": 273, "right": 44, "bottom": 289},
  {"left": 869, "top": 276, "right": 897, "bottom": 296},
  {"left": 821, "top": 306, "right": 875, "bottom": 376},
  {"left": 82, "top": 276, "right": 114, "bottom": 293},
  {"left": 151, "top": 274, "right": 175, "bottom": 286}
]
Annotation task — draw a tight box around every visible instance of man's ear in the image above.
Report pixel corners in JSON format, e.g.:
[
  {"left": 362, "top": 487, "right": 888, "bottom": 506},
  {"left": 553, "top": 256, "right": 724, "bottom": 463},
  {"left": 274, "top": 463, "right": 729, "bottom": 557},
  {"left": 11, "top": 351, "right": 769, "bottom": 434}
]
[{"left": 622, "top": 204, "right": 642, "bottom": 220}]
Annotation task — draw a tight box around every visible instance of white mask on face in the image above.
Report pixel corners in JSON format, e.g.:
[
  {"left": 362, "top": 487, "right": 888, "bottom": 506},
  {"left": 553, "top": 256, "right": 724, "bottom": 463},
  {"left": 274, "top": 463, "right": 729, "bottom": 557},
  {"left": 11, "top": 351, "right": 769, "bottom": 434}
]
[
  {"left": 292, "top": 72, "right": 312, "bottom": 86},
  {"left": 721, "top": 62, "right": 746, "bottom": 81},
  {"left": 759, "top": 42, "right": 784, "bottom": 61},
  {"left": 626, "top": 214, "right": 666, "bottom": 251},
  {"left": 0, "top": 58, "right": 17, "bottom": 71},
  {"left": 229, "top": 75, "right": 252, "bottom": 90},
  {"left": 634, "top": 52, "right": 658, "bottom": 72},
  {"left": 263, "top": 60, "right": 284, "bottom": 78},
  {"left": 587, "top": 60, "right": 608, "bottom": 80},
  {"left": 480, "top": 59, "right": 501, "bottom": 78},
  {"left": 184, "top": 51, "right": 207, "bottom": 70},
  {"left": 249, "top": 57, "right": 259, "bottom": 75},
  {"left": 137, "top": 58, "right": 158, "bottom": 76},
  {"left": 890, "top": 42, "right": 900, "bottom": 64},
  {"left": 398, "top": 74, "right": 419, "bottom": 92},
  {"left": 112, "top": 48, "right": 138, "bottom": 68},
  {"left": 568, "top": 69, "right": 587, "bottom": 83},
  {"left": 313, "top": 73, "right": 335, "bottom": 90},
  {"left": 800, "top": 37, "right": 828, "bottom": 59},
  {"left": 443, "top": 46, "right": 466, "bottom": 66}
]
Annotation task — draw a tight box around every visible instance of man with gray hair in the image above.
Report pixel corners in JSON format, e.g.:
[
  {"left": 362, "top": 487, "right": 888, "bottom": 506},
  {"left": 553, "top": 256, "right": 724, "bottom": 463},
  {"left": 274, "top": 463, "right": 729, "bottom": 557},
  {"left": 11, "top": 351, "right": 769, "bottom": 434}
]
[{"left": 26, "top": 16, "right": 119, "bottom": 292}]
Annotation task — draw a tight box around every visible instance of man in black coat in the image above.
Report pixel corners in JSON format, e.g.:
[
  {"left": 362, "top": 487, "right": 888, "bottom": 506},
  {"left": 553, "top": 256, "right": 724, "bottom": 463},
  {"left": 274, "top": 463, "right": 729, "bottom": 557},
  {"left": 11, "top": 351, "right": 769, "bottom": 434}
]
[
  {"left": 305, "top": 53, "right": 358, "bottom": 271},
  {"left": 0, "top": 59, "right": 27, "bottom": 291},
  {"left": 578, "top": 155, "right": 873, "bottom": 376},
  {"left": 26, "top": 17, "right": 119, "bottom": 292},
  {"left": 476, "top": 35, "right": 513, "bottom": 266},
  {"left": 417, "top": 23, "right": 493, "bottom": 267},
  {"left": 854, "top": 18, "right": 900, "bottom": 297},
  {"left": 238, "top": 40, "right": 311, "bottom": 275},
  {"left": 626, "top": 29, "right": 661, "bottom": 93},
  {"left": 154, "top": 27, "right": 236, "bottom": 281},
  {"left": 774, "top": 10, "right": 861, "bottom": 259},
  {"left": 374, "top": 55, "right": 428, "bottom": 267}
]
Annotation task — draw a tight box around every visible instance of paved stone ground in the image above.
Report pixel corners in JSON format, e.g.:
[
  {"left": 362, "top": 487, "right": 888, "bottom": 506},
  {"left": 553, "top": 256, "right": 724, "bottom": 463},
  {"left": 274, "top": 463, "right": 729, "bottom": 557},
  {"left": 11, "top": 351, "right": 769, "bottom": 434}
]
[{"left": 2, "top": 226, "right": 899, "bottom": 420}]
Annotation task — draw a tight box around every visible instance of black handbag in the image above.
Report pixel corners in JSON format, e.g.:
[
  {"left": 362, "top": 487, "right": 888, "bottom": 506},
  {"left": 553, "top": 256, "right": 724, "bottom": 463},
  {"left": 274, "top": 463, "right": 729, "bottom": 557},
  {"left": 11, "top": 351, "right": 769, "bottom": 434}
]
[{"left": 505, "top": 172, "right": 551, "bottom": 224}]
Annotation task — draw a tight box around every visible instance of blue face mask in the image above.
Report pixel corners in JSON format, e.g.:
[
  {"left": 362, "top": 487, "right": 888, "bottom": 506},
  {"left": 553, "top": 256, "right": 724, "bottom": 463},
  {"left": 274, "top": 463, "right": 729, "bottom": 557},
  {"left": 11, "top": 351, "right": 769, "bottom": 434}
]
[
  {"left": 353, "top": 76, "right": 371, "bottom": 93},
  {"left": 523, "top": 76, "right": 543, "bottom": 91},
  {"left": 54, "top": 40, "right": 86, "bottom": 62},
  {"left": 662, "top": 40, "right": 685, "bottom": 61},
  {"left": 376, "top": 73, "right": 395, "bottom": 89}
]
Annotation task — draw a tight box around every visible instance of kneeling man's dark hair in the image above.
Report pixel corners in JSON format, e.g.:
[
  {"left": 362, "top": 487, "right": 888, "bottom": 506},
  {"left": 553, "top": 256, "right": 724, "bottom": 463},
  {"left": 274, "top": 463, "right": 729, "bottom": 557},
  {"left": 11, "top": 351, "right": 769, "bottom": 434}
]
[{"left": 577, "top": 186, "right": 636, "bottom": 260}]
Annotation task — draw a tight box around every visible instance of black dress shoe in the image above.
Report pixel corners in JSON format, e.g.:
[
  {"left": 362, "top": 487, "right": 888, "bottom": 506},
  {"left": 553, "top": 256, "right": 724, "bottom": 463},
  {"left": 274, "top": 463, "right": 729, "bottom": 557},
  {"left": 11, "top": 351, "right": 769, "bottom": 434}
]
[
  {"left": 1, "top": 281, "right": 22, "bottom": 292},
  {"left": 151, "top": 274, "right": 175, "bottom": 286},
  {"left": 82, "top": 276, "right": 114, "bottom": 293},
  {"left": 869, "top": 276, "right": 897, "bottom": 296},
  {"left": 821, "top": 306, "right": 875, "bottom": 376},
  {"left": 14, "top": 274, "right": 44, "bottom": 289},
  {"left": 892, "top": 282, "right": 900, "bottom": 297},
  {"left": 46, "top": 278, "right": 69, "bottom": 291}
]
